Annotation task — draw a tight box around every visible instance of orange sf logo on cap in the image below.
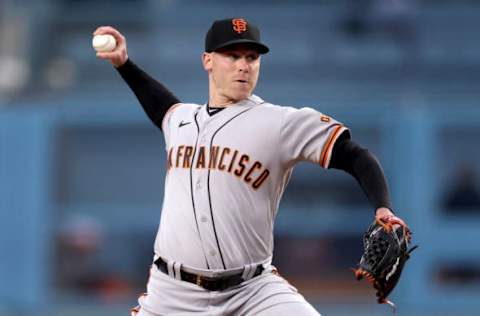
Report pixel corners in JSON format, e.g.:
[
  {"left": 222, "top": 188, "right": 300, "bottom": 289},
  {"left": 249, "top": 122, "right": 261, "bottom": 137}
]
[{"left": 232, "top": 18, "right": 248, "bottom": 34}]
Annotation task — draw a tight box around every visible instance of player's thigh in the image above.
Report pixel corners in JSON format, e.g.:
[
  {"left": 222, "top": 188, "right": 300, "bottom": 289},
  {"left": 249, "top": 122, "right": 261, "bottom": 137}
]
[
  {"left": 236, "top": 272, "right": 320, "bottom": 316},
  {"left": 254, "top": 301, "right": 321, "bottom": 316}
]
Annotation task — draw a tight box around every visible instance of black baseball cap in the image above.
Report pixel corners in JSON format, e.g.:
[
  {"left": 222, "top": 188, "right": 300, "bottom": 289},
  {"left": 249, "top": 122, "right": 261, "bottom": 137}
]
[{"left": 205, "top": 18, "right": 269, "bottom": 54}]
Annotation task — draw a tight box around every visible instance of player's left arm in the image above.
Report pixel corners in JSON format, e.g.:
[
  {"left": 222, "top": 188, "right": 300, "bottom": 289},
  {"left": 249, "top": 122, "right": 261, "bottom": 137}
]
[
  {"left": 328, "top": 131, "right": 395, "bottom": 218},
  {"left": 280, "top": 107, "right": 400, "bottom": 219},
  {"left": 330, "top": 132, "right": 417, "bottom": 308}
]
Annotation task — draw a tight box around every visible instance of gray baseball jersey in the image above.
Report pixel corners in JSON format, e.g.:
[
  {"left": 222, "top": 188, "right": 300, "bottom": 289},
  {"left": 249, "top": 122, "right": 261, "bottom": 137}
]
[{"left": 155, "top": 94, "right": 348, "bottom": 272}]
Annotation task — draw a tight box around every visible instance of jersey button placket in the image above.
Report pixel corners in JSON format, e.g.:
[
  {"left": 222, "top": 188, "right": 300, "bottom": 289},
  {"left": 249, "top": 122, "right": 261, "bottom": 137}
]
[
  {"left": 193, "top": 120, "right": 223, "bottom": 268},
  {"left": 191, "top": 167, "right": 219, "bottom": 267}
]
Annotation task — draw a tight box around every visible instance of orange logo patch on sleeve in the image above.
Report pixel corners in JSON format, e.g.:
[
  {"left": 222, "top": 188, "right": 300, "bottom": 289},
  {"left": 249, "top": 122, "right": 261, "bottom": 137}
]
[
  {"left": 232, "top": 18, "right": 248, "bottom": 34},
  {"left": 320, "top": 115, "right": 331, "bottom": 123}
]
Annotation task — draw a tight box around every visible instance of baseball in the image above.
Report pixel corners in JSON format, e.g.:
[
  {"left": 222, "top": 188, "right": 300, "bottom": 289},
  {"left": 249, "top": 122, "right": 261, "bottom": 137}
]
[{"left": 92, "top": 34, "right": 116, "bottom": 52}]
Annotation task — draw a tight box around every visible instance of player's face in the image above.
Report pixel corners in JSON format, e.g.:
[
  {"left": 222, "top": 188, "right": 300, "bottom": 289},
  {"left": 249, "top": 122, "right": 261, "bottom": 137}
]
[{"left": 203, "top": 44, "right": 261, "bottom": 105}]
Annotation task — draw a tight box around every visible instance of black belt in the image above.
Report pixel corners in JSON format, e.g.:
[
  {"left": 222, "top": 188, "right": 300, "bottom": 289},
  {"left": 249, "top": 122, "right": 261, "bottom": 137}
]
[{"left": 154, "top": 258, "right": 264, "bottom": 291}]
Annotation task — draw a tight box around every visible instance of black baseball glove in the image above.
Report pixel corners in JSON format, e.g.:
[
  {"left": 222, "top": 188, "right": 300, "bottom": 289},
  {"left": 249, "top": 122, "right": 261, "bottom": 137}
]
[{"left": 354, "top": 214, "right": 418, "bottom": 311}]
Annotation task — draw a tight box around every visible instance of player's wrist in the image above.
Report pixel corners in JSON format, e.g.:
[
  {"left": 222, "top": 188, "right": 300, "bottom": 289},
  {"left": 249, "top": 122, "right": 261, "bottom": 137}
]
[
  {"left": 113, "top": 54, "right": 129, "bottom": 68},
  {"left": 375, "top": 207, "right": 395, "bottom": 218}
]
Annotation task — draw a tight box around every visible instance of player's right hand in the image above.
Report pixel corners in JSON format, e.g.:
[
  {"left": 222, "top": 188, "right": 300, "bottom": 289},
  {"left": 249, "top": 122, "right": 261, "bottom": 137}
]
[{"left": 93, "top": 26, "right": 128, "bottom": 68}]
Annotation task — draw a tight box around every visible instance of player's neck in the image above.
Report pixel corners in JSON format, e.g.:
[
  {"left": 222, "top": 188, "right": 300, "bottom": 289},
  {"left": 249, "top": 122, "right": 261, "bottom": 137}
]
[
  {"left": 208, "top": 96, "right": 235, "bottom": 108},
  {"left": 208, "top": 92, "right": 249, "bottom": 108}
]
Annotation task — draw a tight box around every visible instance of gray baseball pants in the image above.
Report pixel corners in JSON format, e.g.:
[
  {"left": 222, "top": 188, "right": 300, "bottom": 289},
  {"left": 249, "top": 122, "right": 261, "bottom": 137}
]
[{"left": 131, "top": 264, "right": 320, "bottom": 316}]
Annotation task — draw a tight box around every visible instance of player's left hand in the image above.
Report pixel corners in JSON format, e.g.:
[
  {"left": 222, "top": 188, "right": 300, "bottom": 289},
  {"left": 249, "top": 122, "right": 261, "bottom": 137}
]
[{"left": 354, "top": 208, "right": 418, "bottom": 311}]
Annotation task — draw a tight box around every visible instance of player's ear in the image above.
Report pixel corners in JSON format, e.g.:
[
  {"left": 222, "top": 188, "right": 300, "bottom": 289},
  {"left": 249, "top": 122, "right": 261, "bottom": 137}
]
[{"left": 202, "top": 52, "right": 212, "bottom": 71}]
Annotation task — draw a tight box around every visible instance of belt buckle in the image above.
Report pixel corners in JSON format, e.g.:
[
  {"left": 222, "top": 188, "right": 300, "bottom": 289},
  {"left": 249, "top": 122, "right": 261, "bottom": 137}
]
[{"left": 196, "top": 274, "right": 203, "bottom": 287}]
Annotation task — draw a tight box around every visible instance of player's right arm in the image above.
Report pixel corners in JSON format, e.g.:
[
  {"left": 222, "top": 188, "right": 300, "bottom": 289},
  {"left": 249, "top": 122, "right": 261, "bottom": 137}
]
[{"left": 94, "top": 26, "right": 180, "bottom": 131}]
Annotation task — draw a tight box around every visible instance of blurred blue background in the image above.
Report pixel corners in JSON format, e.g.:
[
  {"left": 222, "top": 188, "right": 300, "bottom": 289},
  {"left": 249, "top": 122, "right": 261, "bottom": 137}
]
[{"left": 1, "top": 0, "right": 480, "bottom": 315}]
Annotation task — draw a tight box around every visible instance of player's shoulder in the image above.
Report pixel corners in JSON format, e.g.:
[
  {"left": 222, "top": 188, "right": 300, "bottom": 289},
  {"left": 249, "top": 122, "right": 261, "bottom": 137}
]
[
  {"left": 170, "top": 102, "right": 201, "bottom": 114},
  {"left": 162, "top": 102, "right": 202, "bottom": 131},
  {"left": 255, "top": 98, "right": 341, "bottom": 127},
  {"left": 255, "top": 98, "right": 323, "bottom": 117},
  {"left": 165, "top": 102, "right": 201, "bottom": 120}
]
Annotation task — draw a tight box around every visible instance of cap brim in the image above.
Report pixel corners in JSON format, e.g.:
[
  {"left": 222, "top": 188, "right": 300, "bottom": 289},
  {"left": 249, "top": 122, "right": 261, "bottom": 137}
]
[{"left": 209, "top": 39, "right": 269, "bottom": 54}]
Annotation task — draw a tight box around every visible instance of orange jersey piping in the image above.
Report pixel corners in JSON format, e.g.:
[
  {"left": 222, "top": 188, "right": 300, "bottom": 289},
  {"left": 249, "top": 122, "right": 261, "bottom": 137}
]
[{"left": 320, "top": 124, "right": 347, "bottom": 168}]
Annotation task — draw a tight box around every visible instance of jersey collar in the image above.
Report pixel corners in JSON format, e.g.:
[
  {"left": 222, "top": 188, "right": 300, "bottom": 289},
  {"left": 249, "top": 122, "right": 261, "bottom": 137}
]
[
  {"left": 204, "top": 94, "right": 264, "bottom": 110},
  {"left": 198, "top": 94, "right": 263, "bottom": 128}
]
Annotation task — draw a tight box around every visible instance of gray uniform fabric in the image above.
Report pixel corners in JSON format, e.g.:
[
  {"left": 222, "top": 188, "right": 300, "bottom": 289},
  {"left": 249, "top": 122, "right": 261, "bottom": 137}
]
[
  {"left": 132, "top": 264, "right": 320, "bottom": 316},
  {"left": 133, "top": 94, "right": 347, "bottom": 315},
  {"left": 157, "top": 95, "right": 347, "bottom": 270}
]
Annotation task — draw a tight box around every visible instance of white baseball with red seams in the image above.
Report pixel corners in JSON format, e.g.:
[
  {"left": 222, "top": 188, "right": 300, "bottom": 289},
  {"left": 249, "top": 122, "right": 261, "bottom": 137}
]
[{"left": 92, "top": 34, "right": 116, "bottom": 52}]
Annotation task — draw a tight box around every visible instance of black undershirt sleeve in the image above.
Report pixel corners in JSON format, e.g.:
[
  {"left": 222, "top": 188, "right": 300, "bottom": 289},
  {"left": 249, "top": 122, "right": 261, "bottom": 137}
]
[
  {"left": 329, "top": 132, "right": 393, "bottom": 211},
  {"left": 116, "top": 59, "right": 180, "bottom": 130}
]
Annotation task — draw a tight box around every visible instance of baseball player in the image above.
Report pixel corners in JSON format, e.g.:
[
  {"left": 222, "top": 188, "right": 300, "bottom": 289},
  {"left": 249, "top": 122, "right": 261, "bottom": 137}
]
[{"left": 94, "top": 18, "right": 408, "bottom": 316}]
